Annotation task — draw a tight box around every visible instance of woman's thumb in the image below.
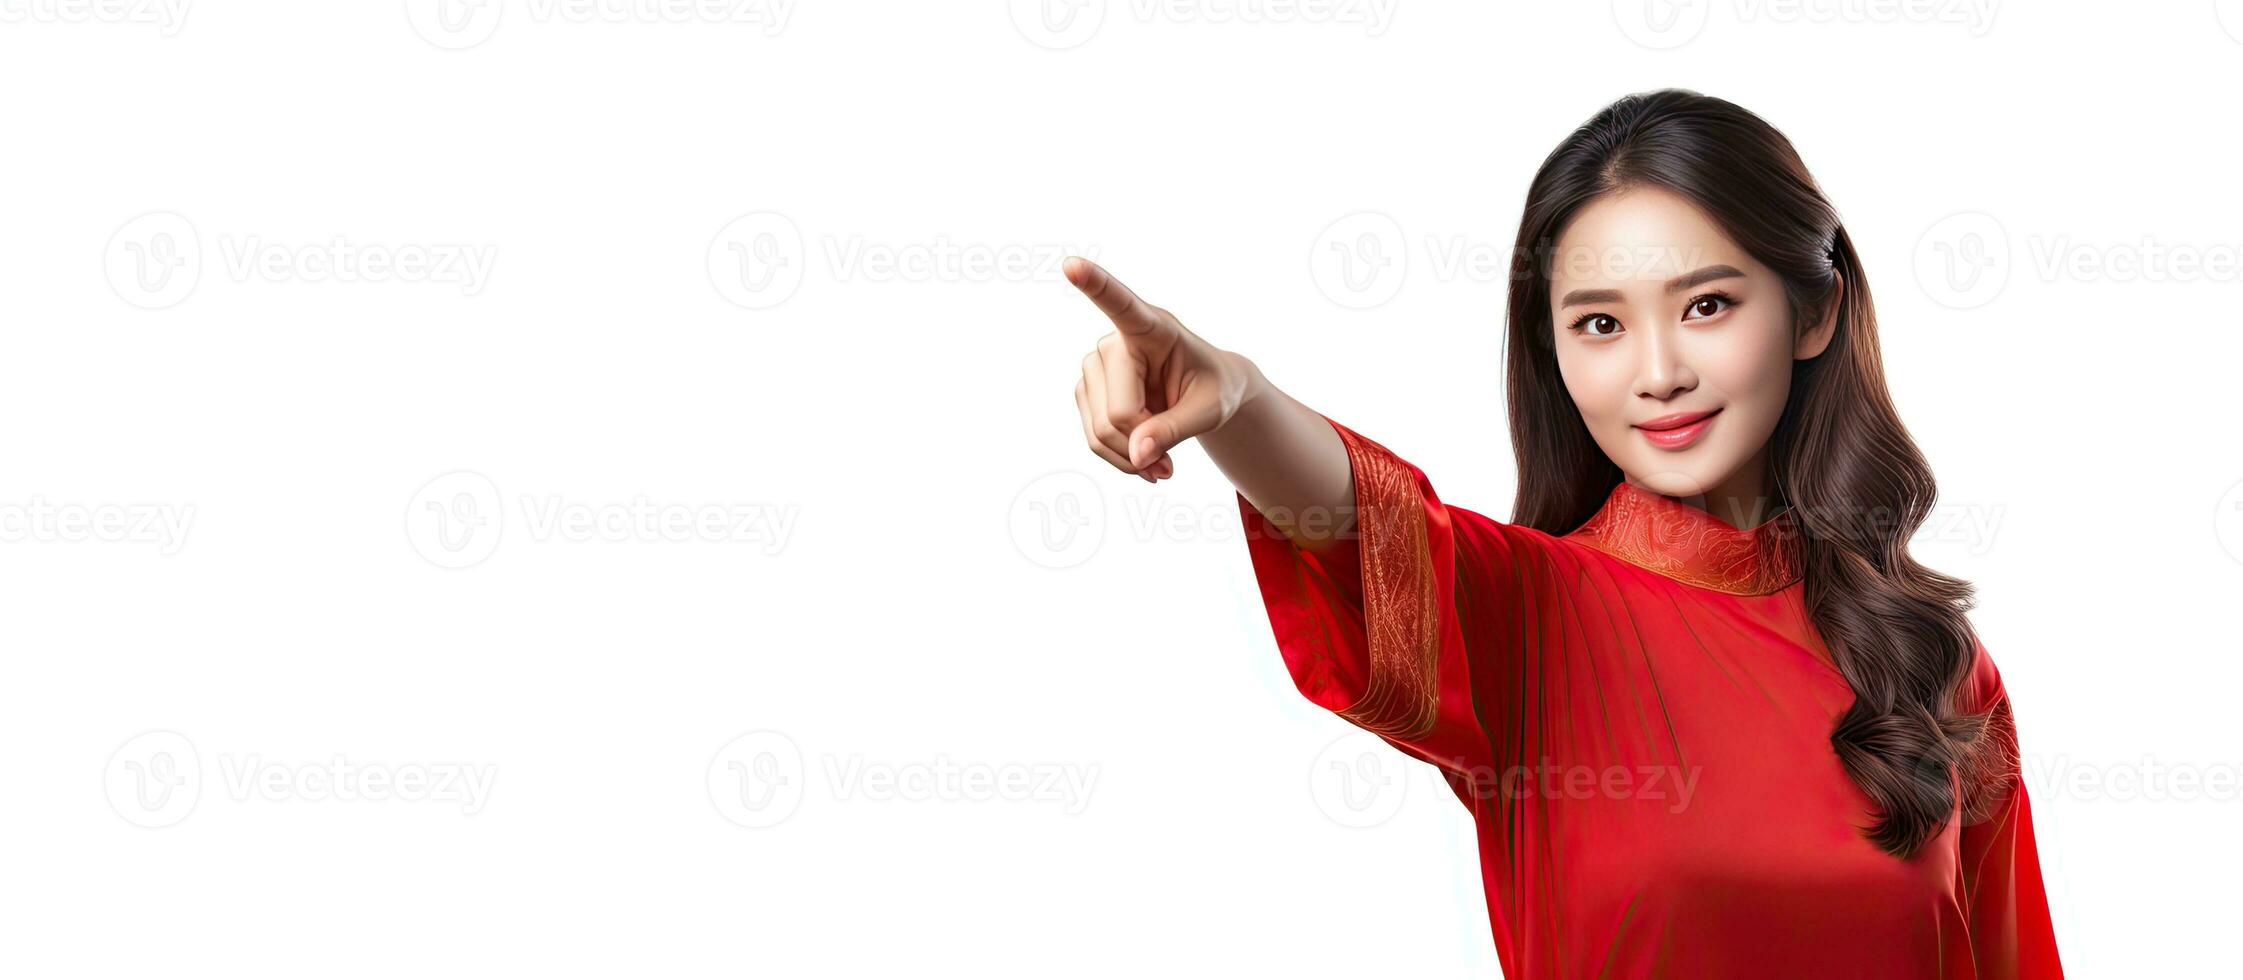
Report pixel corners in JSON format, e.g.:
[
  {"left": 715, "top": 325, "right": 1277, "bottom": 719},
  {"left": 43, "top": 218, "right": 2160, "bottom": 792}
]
[
  {"left": 1128, "top": 423, "right": 1167, "bottom": 471},
  {"left": 1127, "top": 390, "right": 1221, "bottom": 470}
]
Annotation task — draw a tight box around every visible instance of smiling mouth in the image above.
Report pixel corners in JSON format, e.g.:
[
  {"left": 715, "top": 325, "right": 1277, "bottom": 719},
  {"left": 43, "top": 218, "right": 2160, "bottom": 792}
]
[{"left": 1634, "top": 408, "right": 1721, "bottom": 449}]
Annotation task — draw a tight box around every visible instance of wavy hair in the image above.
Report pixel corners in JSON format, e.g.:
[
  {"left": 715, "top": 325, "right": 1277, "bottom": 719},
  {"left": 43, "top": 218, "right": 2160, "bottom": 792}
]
[{"left": 1502, "top": 88, "right": 1994, "bottom": 859}]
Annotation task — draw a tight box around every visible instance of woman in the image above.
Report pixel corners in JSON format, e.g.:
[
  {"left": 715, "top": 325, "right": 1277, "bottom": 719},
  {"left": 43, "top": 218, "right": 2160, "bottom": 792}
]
[{"left": 1064, "top": 89, "right": 2063, "bottom": 978}]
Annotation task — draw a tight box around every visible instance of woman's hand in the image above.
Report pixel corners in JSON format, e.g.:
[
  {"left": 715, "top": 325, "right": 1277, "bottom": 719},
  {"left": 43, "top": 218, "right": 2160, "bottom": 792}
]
[{"left": 1066, "top": 256, "right": 1256, "bottom": 484}]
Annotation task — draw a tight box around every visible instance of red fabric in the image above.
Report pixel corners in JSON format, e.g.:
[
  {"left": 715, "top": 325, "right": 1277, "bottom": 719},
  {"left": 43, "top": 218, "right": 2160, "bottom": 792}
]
[{"left": 1237, "top": 413, "right": 2063, "bottom": 979}]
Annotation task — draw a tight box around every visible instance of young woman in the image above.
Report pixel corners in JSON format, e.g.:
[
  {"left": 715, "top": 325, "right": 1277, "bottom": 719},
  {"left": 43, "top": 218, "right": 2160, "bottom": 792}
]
[{"left": 1064, "top": 89, "right": 2063, "bottom": 978}]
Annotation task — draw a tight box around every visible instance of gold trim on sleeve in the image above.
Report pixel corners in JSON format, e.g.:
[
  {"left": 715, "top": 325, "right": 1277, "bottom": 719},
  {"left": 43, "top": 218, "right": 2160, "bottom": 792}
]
[{"left": 1330, "top": 421, "right": 1443, "bottom": 743}]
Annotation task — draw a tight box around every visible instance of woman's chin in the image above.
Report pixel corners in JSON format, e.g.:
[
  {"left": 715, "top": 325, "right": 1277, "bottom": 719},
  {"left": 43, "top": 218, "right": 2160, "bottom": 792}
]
[{"left": 1622, "top": 463, "right": 1723, "bottom": 499}]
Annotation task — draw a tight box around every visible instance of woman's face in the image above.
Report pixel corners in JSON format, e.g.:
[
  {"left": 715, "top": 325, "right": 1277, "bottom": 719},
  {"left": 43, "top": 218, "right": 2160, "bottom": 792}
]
[{"left": 1547, "top": 184, "right": 1837, "bottom": 520}]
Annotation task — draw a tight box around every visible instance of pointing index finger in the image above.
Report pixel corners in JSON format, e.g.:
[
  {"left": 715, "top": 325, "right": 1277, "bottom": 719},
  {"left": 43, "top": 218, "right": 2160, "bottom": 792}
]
[{"left": 1063, "top": 256, "right": 1166, "bottom": 337}]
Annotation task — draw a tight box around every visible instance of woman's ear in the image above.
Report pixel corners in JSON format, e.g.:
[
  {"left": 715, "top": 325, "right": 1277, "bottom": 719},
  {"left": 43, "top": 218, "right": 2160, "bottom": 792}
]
[{"left": 1795, "top": 276, "right": 1842, "bottom": 360}]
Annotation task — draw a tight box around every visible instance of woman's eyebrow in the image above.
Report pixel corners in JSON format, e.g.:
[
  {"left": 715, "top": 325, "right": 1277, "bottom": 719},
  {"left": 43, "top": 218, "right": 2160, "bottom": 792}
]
[
  {"left": 1558, "top": 264, "right": 1747, "bottom": 309},
  {"left": 1665, "top": 264, "right": 1745, "bottom": 293},
  {"left": 1557, "top": 287, "right": 1622, "bottom": 309}
]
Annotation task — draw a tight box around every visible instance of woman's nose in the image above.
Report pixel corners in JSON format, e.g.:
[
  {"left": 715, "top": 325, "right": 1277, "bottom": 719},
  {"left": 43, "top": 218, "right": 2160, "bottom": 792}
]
[{"left": 1633, "top": 322, "right": 1697, "bottom": 400}]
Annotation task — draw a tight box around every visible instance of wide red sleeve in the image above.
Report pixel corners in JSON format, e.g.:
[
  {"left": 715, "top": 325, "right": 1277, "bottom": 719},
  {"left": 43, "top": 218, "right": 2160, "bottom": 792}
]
[
  {"left": 1954, "top": 638, "right": 2066, "bottom": 979},
  {"left": 1234, "top": 412, "right": 1537, "bottom": 783}
]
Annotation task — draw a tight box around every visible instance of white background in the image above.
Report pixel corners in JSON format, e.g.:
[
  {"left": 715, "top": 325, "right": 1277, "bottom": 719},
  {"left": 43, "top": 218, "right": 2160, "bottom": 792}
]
[{"left": 4, "top": 0, "right": 2239, "bottom": 976}]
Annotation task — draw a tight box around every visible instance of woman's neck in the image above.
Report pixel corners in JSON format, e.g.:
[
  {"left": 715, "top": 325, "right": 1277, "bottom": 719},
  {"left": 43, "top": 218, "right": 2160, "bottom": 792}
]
[{"left": 1628, "top": 450, "right": 1784, "bottom": 531}]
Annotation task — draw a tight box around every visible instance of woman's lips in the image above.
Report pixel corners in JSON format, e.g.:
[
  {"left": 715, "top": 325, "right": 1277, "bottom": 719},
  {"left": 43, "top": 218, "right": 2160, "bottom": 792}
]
[{"left": 1635, "top": 408, "right": 1721, "bottom": 450}]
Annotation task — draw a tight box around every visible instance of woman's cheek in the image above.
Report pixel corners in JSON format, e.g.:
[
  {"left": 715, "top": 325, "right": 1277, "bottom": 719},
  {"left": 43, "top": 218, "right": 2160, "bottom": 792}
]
[
  {"left": 1701, "top": 327, "right": 1795, "bottom": 459},
  {"left": 1563, "top": 367, "right": 1628, "bottom": 446}
]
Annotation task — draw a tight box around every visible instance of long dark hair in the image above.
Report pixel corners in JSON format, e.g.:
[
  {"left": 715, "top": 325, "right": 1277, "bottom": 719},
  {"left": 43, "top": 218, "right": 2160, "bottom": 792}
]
[{"left": 1502, "top": 88, "right": 1993, "bottom": 859}]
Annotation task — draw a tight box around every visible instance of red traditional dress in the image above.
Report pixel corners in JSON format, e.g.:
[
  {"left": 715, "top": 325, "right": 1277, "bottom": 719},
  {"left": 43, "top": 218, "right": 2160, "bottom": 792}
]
[{"left": 1237, "top": 414, "right": 2063, "bottom": 979}]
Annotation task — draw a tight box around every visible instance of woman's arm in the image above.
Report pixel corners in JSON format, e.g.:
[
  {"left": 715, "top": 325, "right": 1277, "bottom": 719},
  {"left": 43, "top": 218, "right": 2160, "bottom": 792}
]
[
  {"left": 1201, "top": 372, "right": 1356, "bottom": 554},
  {"left": 1065, "top": 256, "right": 1354, "bottom": 552},
  {"left": 1067, "top": 256, "right": 1526, "bottom": 779}
]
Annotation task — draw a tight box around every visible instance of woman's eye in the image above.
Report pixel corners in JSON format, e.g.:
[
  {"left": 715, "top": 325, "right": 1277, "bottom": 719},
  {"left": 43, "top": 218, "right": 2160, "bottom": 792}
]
[
  {"left": 1684, "top": 294, "right": 1733, "bottom": 320},
  {"left": 1576, "top": 314, "right": 1621, "bottom": 336}
]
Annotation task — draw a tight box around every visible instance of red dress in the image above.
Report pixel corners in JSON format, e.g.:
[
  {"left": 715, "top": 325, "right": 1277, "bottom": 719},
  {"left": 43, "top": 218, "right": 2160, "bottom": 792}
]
[{"left": 1236, "top": 414, "right": 2063, "bottom": 979}]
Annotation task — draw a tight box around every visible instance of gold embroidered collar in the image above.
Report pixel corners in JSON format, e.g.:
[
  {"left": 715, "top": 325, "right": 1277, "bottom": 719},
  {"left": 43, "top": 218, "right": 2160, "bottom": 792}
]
[{"left": 1564, "top": 480, "right": 1803, "bottom": 596}]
